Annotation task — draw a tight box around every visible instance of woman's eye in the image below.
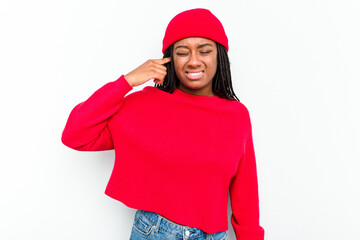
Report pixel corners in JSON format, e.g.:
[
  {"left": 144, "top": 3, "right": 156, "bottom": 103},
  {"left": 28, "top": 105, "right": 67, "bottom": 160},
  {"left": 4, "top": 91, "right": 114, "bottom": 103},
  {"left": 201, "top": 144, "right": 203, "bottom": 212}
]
[
  {"left": 176, "top": 52, "right": 188, "bottom": 56},
  {"left": 200, "top": 51, "right": 212, "bottom": 54}
]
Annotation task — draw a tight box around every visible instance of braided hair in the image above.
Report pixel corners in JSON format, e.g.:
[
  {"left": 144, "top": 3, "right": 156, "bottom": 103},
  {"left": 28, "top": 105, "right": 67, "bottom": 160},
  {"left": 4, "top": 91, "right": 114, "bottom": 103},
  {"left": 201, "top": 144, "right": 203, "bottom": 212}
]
[{"left": 154, "top": 42, "right": 240, "bottom": 101}]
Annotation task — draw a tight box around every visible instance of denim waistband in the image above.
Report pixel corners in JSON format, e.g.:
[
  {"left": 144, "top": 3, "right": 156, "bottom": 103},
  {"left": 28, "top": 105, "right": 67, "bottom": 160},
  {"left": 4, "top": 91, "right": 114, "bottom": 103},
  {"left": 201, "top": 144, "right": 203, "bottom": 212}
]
[{"left": 134, "top": 209, "right": 227, "bottom": 239}]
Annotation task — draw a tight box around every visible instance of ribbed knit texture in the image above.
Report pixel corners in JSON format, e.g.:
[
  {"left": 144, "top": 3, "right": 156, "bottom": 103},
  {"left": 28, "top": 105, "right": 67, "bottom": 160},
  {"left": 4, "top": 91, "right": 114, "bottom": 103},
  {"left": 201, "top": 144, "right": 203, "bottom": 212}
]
[
  {"left": 162, "top": 8, "right": 229, "bottom": 53},
  {"left": 61, "top": 75, "right": 265, "bottom": 239}
]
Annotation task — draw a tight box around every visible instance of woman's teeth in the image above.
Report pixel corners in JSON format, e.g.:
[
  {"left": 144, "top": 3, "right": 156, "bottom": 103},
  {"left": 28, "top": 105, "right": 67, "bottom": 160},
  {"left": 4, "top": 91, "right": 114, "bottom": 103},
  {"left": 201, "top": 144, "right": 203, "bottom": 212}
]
[
  {"left": 186, "top": 71, "right": 204, "bottom": 80},
  {"left": 187, "top": 72, "right": 202, "bottom": 75}
]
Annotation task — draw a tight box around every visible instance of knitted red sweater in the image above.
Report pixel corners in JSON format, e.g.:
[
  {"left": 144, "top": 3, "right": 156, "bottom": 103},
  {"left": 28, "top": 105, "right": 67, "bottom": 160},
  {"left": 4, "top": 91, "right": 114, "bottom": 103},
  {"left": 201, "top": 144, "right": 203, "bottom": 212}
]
[{"left": 61, "top": 75, "right": 265, "bottom": 239}]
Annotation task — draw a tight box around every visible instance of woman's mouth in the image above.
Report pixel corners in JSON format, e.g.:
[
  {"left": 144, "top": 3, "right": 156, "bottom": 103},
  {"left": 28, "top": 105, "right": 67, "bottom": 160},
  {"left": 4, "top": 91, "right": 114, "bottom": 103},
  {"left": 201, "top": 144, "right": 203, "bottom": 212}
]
[{"left": 185, "top": 70, "right": 204, "bottom": 80}]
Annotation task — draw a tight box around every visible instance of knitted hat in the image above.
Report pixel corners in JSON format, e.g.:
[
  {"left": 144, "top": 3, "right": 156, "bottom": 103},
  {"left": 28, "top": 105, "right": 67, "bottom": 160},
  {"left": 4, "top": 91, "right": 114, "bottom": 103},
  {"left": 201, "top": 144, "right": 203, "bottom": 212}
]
[{"left": 162, "top": 8, "right": 229, "bottom": 54}]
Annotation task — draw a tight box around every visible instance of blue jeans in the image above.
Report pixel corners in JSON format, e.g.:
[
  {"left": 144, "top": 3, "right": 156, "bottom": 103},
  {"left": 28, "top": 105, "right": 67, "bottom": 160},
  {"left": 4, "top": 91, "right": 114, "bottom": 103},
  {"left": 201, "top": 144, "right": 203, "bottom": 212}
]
[{"left": 130, "top": 209, "right": 229, "bottom": 240}]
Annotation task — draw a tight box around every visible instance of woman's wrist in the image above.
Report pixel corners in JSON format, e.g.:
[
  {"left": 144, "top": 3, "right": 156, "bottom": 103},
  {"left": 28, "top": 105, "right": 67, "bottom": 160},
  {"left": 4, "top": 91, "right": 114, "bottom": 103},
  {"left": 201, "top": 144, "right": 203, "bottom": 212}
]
[{"left": 123, "top": 74, "right": 134, "bottom": 88}]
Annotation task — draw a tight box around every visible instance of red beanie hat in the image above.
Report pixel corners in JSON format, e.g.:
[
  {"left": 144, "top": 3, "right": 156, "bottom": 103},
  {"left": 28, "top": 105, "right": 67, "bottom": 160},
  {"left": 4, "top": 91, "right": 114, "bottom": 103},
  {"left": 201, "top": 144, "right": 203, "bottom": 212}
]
[{"left": 162, "top": 8, "right": 229, "bottom": 54}]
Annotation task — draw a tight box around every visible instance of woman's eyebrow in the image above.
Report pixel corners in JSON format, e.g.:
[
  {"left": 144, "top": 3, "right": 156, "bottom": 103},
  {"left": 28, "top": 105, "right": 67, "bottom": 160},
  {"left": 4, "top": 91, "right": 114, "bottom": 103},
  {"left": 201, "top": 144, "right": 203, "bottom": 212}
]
[
  {"left": 175, "top": 45, "right": 188, "bottom": 50},
  {"left": 198, "top": 43, "right": 214, "bottom": 48},
  {"left": 175, "top": 43, "right": 214, "bottom": 50}
]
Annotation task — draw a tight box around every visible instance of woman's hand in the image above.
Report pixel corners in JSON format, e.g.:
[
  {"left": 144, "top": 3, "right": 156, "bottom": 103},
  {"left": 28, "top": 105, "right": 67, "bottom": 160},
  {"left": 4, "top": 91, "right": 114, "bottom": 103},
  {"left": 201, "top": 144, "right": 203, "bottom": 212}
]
[{"left": 124, "top": 57, "right": 171, "bottom": 87}]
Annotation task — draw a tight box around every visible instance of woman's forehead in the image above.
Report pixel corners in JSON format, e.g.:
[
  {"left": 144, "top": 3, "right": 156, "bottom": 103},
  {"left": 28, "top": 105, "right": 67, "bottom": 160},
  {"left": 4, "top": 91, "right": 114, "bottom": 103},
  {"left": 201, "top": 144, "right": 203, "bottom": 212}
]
[{"left": 174, "top": 37, "right": 216, "bottom": 47}]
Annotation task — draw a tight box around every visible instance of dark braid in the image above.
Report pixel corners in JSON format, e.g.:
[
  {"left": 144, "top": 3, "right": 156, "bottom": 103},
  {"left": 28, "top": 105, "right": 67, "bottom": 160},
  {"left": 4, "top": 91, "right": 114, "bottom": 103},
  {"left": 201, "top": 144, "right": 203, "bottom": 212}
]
[
  {"left": 154, "top": 45, "right": 176, "bottom": 92},
  {"left": 155, "top": 43, "right": 240, "bottom": 101},
  {"left": 213, "top": 42, "right": 239, "bottom": 101}
]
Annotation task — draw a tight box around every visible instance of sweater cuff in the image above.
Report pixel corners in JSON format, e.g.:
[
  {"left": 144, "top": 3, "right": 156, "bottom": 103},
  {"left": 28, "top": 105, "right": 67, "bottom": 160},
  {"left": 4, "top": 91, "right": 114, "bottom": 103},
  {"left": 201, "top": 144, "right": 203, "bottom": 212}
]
[{"left": 113, "top": 74, "right": 133, "bottom": 94}]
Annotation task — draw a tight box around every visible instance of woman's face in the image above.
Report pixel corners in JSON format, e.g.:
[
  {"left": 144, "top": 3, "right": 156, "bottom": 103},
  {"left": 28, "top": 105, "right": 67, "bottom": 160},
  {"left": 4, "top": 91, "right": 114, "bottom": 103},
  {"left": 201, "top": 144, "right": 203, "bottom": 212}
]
[{"left": 173, "top": 37, "right": 218, "bottom": 96}]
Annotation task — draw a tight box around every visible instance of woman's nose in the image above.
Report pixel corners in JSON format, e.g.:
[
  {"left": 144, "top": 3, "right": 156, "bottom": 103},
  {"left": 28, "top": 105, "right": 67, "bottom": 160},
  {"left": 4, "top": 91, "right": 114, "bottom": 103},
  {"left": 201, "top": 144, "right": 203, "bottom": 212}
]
[{"left": 188, "top": 53, "right": 201, "bottom": 67}]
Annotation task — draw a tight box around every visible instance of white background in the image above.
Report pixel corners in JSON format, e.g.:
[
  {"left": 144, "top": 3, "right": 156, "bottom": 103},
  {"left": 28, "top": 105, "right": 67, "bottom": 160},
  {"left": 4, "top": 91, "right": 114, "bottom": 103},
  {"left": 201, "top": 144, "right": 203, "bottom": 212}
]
[{"left": 1, "top": 0, "right": 359, "bottom": 239}]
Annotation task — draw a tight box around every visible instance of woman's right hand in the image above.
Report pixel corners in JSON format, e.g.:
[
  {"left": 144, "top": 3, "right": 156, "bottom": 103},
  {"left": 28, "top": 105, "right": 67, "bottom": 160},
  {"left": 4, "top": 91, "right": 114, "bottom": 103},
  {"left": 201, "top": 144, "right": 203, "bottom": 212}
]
[{"left": 124, "top": 57, "right": 171, "bottom": 87}]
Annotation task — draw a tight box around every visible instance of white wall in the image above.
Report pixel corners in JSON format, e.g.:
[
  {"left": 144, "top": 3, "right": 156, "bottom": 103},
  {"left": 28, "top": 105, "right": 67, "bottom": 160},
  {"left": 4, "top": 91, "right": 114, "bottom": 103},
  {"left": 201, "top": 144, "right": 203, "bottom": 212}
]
[{"left": 1, "top": 0, "right": 359, "bottom": 239}]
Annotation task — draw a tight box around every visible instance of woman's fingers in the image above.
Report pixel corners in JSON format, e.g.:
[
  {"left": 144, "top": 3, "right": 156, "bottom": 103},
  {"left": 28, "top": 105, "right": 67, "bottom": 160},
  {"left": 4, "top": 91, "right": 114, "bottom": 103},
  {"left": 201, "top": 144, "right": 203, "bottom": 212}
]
[
  {"left": 124, "top": 57, "right": 171, "bottom": 87},
  {"left": 152, "top": 68, "right": 167, "bottom": 83},
  {"left": 148, "top": 59, "right": 168, "bottom": 83},
  {"left": 152, "top": 57, "right": 171, "bottom": 65},
  {"left": 148, "top": 58, "right": 170, "bottom": 72},
  {"left": 149, "top": 61, "right": 167, "bottom": 73}
]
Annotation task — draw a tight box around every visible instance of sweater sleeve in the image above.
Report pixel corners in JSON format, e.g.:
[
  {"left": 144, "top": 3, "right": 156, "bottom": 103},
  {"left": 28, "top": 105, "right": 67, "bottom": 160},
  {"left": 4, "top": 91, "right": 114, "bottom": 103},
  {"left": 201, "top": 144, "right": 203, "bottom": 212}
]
[
  {"left": 229, "top": 109, "right": 265, "bottom": 240},
  {"left": 61, "top": 75, "right": 133, "bottom": 151}
]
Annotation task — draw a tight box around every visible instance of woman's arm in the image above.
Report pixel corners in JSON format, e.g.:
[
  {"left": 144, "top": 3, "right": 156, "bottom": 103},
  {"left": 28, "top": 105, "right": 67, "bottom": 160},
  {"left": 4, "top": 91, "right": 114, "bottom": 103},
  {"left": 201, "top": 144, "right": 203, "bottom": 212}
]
[
  {"left": 61, "top": 57, "right": 171, "bottom": 152},
  {"left": 229, "top": 108, "right": 265, "bottom": 240},
  {"left": 61, "top": 75, "right": 133, "bottom": 151}
]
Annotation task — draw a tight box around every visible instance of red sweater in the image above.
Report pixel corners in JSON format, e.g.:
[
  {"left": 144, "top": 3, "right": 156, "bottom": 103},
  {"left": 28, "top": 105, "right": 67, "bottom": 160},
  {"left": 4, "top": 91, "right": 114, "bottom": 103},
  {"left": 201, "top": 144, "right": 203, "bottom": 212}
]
[{"left": 61, "top": 75, "right": 265, "bottom": 239}]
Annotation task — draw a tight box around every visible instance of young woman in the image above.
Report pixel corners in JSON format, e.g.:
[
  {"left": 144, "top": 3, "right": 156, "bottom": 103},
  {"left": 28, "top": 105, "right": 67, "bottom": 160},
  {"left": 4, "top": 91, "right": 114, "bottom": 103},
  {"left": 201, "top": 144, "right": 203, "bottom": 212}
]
[{"left": 61, "top": 8, "right": 265, "bottom": 240}]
